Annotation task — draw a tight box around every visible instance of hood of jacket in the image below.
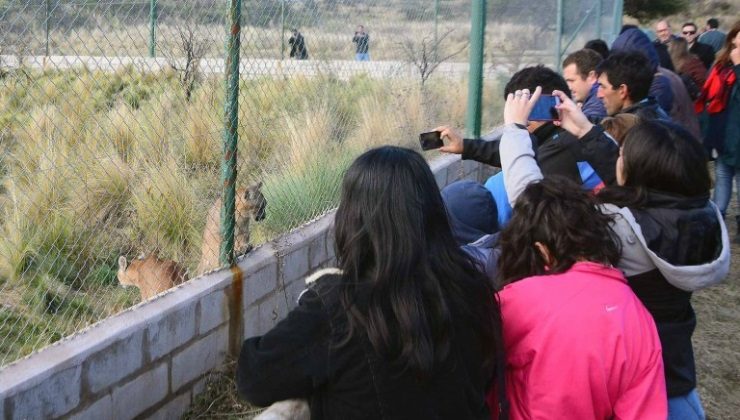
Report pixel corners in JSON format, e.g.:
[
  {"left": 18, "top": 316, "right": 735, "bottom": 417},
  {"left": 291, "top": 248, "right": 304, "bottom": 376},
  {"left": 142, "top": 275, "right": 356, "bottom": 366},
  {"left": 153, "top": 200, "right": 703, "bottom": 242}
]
[
  {"left": 441, "top": 180, "right": 498, "bottom": 245},
  {"left": 612, "top": 28, "right": 659, "bottom": 70},
  {"left": 608, "top": 194, "right": 729, "bottom": 292}
]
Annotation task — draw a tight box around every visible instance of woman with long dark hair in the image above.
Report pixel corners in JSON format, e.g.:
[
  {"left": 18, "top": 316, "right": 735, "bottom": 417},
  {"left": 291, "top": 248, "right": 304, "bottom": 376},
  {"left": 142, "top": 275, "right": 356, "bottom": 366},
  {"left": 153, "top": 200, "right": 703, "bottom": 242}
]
[
  {"left": 496, "top": 87, "right": 729, "bottom": 419},
  {"left": 237, "top": 146, "right": 503, "bottom": 419},
  {"left": 491, "top": 177, "right": 666, "bottom": 419},
  {"left": 697, "top": 20, "right": 740, "bottom": 241}
]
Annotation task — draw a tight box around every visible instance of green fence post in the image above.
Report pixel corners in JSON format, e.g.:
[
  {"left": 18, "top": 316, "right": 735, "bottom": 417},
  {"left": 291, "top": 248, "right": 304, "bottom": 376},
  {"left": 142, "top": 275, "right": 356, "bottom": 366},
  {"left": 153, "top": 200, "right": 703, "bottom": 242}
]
[
  {"left": 220, "top": 0, "right": 241, "bottom": 267},
  {"left": 555, "top": 0, "right": 563, "bottom": 71},
  {"left": 595, "top": 0, "right": 602, "bottom": 40},
  {"left": 465, "top": 0, "right": 486, "bottom": 139},
  {"left": 149, "top": 0, "right": 157, "bottom": 58},
  {"left": 612, "top": 0, "right": 623, "bottom": 41},
  {"left": 280, "top": 0, "right": 285, "bottom": 60}
]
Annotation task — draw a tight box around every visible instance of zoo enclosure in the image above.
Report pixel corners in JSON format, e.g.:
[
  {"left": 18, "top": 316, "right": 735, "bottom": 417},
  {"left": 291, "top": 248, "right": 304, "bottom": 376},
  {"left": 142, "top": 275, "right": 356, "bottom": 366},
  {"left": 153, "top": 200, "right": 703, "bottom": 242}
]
[{"left": 0, "top": 0, "right": 620, "bottom": 370}]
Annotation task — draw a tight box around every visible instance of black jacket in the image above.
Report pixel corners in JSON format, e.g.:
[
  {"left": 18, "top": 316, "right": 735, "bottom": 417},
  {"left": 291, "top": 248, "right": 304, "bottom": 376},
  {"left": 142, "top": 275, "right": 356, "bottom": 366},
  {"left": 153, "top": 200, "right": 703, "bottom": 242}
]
[
  {"left": 620, "top": 96, "right": 672, "bottom": 122},
  {"left": 690, "top": 41, "right": 715, "bottom": 71},
  {"left": 462, "top": 123, "right": 618, "bottom": 187},
  {"left": 619, "top": 192, "right": 724, "bottom": 396},
  {"left": 237, "top": 270, "right": 494, "bottom": 420}
]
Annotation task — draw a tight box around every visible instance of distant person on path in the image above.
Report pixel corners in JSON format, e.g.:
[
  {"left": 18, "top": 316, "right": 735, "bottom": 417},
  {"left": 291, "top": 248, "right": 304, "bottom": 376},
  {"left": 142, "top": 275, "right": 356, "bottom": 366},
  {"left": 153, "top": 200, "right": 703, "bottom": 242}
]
[
  {"left": 681, "top": 22, "right": 715, "bottom": 70},
  {"left": 352, "top": 25, "right": 370, "bottom": 61},
  {"left": 289, "top": 28, "right": 308, "bottom": 60},
  {"left": 699, "top": 18, "right": 726, "bottom": 53}
]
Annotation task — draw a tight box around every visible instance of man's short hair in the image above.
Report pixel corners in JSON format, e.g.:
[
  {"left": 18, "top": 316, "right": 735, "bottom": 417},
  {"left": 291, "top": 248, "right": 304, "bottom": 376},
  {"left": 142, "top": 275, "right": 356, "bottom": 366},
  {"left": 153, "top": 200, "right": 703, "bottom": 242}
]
[
  {"left": 584, "top": 39, "right": 609, "bottom": 59},
  {"left": 503, "top": 65, "right": 571, "bottom": 99},
  {"left": 707, "top": 18, "right": 719, "bottom": 29},
  {"left": 682, "top": 22, "right": 697, "bottom": 30},
  {"left": 596, "top": 51, "right": 654, "bottom": 103},
  {"left": 563, "top": 49, "right": 603, "bottom": 78}
]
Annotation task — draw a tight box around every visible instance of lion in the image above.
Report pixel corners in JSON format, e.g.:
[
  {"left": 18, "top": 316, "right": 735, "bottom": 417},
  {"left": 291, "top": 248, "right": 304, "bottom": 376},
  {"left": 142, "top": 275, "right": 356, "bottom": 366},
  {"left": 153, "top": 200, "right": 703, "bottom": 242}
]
[
  {"left": 197, "top": 182, "right": 267, "bottom": 273},
  {"left": 117, "top": 255, "right": 189, "bottom": 300}
]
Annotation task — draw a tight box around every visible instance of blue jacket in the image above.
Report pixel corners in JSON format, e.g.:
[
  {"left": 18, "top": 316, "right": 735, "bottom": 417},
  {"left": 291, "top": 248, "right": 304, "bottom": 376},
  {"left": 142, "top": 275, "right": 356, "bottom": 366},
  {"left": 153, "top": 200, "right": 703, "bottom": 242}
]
[
  {"left": 612, "top": 28, "right": 674, "bottom": 113},
  {"left": 581, "top": 83, "right": 607, "bottom": 120}
]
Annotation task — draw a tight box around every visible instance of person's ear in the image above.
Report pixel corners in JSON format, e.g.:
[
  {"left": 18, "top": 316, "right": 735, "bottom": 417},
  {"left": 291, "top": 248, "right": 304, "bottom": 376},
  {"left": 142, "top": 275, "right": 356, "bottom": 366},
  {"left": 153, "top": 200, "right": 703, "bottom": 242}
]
[
  {"left": 534, "top": 241, "right": 555, "bottom": 267},
  {"left": 586, "top": 70, "right": 598, "bottom": 84},
  {"left": 618, "top": 84, "right": 630, "bottom": 101}
]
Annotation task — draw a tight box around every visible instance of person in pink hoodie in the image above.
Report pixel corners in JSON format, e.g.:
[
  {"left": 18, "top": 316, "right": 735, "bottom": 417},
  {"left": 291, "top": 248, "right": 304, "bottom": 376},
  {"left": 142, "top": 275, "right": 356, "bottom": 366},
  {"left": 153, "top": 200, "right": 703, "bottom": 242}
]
[{"left": 488, "top": 176, "right": 667, "bottom": 419}]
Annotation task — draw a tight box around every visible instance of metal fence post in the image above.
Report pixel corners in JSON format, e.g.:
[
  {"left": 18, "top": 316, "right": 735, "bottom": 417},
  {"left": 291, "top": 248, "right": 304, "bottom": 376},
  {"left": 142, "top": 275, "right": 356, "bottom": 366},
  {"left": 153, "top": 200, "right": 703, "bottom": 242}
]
[
  {"left": 221, "top": 0, "right": 241, "bottom": 267},
  {"left": 465, "top": 0, "right": 486, "bottom": 139},
  {"left": 555, "top": 0, "right": 563, "bottom": 71},
  {"left": 44, "top": 0, "right": 50, "bottom": 56},
  {"left": 595, "top": 0, "right": 602, "bottom": 40},
  {"left": 280, "top": 0, "right": 285, "bottom": 60},
  {"left": 149, "top": 0, "right": 157, "bottom": 58},
  {"left": 612, "top": 0, "right": 623, "bottom": 41}
]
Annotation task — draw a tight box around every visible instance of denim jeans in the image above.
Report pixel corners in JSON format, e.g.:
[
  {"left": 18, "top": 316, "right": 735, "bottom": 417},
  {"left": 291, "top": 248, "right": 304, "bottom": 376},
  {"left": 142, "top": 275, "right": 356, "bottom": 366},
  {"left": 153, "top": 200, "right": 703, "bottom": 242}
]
[
  {"left": 712, "top": 161, "right": 740, "bottom": 216},
  {"left": 668, "top": 388, "right": 706, "bottom": 420},
  {"left": 355, "top": 53, "right": 370, "bottom": 61}
]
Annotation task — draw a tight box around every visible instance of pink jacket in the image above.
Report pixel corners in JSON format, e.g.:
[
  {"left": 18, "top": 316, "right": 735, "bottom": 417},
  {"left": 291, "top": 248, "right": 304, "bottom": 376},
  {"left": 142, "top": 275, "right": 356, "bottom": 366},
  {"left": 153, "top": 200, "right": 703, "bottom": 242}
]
[{"left": 489, "top": 262, "right": 666, "bottom": 419}]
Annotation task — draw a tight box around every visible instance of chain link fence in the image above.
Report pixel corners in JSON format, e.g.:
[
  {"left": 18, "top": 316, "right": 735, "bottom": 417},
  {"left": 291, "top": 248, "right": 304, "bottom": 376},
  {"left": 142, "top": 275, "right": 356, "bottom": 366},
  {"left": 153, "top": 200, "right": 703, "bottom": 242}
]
[{"left": 0, "top": 0, "right": 617, "bottom": 368}]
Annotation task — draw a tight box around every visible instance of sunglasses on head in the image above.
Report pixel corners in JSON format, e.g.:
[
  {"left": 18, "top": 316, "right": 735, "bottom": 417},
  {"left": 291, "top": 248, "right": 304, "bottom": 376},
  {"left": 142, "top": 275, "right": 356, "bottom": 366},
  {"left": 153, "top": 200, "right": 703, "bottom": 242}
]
[{"left": 683, "top": 30, "right": 697, "bottom": 35}]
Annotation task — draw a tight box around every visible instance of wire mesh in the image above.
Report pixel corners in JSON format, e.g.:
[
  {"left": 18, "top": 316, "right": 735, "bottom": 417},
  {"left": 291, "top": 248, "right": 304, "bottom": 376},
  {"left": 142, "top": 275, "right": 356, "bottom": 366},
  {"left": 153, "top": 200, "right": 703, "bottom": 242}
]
[{"left": 0, "top": 0, "right": 616, "bottom": 368}]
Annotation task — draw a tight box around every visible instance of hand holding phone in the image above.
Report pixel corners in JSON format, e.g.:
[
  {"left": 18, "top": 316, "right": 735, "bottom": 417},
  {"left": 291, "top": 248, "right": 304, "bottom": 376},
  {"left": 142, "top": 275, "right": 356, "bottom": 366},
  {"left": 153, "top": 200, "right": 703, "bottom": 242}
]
[
  {"left": 419, "top": 131, "right": 444, "bottom": 150},
  {"left": 528, "top": 95, "right": 561, "bottom": 121}
]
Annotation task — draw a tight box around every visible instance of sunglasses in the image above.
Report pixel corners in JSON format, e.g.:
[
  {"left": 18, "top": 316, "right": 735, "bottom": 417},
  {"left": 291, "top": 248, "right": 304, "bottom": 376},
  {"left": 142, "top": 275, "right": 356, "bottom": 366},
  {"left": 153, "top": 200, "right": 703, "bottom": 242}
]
[{"left": 683, "top": 30, "right": 697, "bottom": 35}]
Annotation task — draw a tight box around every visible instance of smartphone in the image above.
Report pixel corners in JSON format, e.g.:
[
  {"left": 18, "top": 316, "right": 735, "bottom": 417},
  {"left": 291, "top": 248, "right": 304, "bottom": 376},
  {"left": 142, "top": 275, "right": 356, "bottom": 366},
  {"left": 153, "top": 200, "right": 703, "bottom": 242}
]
[
  {"left": 419, "top": 131, "right": 444, "bottom": 150},
  {"left": 529, "top": 95, "right": 561, "bottom": 121}
]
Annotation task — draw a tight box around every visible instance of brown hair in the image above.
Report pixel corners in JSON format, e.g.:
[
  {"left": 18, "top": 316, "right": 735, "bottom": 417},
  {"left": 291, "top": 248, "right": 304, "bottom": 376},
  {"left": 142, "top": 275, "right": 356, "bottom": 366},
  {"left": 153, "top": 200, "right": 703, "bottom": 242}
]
[
  {"left": 715, "top": 20, "right": 740, "bottom": 68},
  {"left": 600, "top": 114, "right": 640, "bottom": 146},
  {"left": 668, "top": 37, "right": 691, "bottom": 72},
  {"left": 562, "top": 48, "right": 603, "bottom": 78}
]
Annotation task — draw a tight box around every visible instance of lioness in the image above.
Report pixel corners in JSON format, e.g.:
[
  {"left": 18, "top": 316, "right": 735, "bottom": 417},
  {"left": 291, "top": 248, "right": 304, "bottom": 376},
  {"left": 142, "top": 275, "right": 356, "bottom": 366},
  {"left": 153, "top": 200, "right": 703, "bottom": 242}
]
[
  {"left": 197, "top": 182, "right": 267, "bottom": 273},
  {"left": 117, "top": 255, "right": 189, "bottom": 300}
]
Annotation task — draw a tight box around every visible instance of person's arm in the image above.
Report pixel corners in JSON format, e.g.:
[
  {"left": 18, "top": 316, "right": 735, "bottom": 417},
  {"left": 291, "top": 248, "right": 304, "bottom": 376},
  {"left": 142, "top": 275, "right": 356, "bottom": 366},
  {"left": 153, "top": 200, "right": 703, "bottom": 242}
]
[
  {"left": 435, "top": 126, "right": 504, "bottom": 167},
  {"left": 499, "top": 87, "right": 544, "bottom": 206},
  {"left": 236, "top": 288, "right": 329, "bottom": 406}
]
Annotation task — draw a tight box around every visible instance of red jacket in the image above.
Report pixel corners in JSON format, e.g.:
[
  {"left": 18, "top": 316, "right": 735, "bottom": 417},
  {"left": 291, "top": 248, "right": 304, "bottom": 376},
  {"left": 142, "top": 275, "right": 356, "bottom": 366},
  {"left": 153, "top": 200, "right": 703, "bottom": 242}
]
[{"left": 489, "top": 262, "right": 666, "bottom": 419}]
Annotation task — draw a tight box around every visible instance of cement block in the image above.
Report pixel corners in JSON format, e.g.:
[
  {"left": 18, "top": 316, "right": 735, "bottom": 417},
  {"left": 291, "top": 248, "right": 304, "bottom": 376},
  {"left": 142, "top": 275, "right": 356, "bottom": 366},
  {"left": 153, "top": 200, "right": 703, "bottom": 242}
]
[
  {"left": 9, "top": 365, "right": 81, "bottom": 420},
  {"left": 83, "top": 330, "right": 144, "bottom": 395},
  {"left": 243, "top": 304, "right": 261, "bottom": 339},
  {"left": 243, "top": 263, "right": 278, "bottom": 308},
  {"left": 198, "top": 290, "right": 228, "bottom": 335},
  {"left": 308, "top": 235, "right": 327, "bottom": 270},
  {"left": 324, "top": 232, "right": 336, "bottom": 262},
  {"left": 111, "top": 362, "right": 168, "bottom": 420},
  {"left": 434, "top": 167, "right": 447, "bottom": 189},
  {"left": 146, "top": 304, "right": 196, "bottom": 362},
  {"left": 69, "top": 394, "right": 112, "bottom": 420},
  {"left": 150, "top": 391, "right": 191, "bottom": 420},
  {"left": 446, "top": 159, "right": 463, "bottom": 184},
  {"left": 280, "top": 245, "right": 310, "bottom": 284},
  {"left": 171, "top": 326, "right": 228, "bottom": 391},
  {"left": 191, "top": 377, "right": 208, "bottom": 400}
]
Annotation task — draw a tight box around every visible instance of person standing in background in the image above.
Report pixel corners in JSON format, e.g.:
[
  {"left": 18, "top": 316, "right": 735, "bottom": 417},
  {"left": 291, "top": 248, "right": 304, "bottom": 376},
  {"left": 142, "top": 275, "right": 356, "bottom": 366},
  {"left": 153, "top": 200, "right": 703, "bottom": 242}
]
[
  {"left": 699, "top": 18, "right": 727, "bottom": 53},
  {"left": 682, "top": 22, "right": 715, "bottom": 70},
  {"left": 289, "top": 28, "right": 308, "bottom": 60},
  {"left": 352, "top": 25, "right": 370, "bottom": 61}
]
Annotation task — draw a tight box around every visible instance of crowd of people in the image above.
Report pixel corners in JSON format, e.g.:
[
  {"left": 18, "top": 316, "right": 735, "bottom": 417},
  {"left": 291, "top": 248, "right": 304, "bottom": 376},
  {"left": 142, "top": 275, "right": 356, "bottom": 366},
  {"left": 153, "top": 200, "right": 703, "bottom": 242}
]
[{"left": 235, "top": 16, "right": 738, "bottom": 420}]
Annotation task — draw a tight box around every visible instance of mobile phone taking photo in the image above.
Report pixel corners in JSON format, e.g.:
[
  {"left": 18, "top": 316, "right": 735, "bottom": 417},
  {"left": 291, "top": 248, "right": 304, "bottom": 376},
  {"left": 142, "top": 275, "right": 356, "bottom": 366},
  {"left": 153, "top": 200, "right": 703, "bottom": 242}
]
[
  {"left": 529, "top": 95, "right": 561, "bottom": 121},
  {"left": 419, "top": 131, "right": 444, "bottom": 151}
]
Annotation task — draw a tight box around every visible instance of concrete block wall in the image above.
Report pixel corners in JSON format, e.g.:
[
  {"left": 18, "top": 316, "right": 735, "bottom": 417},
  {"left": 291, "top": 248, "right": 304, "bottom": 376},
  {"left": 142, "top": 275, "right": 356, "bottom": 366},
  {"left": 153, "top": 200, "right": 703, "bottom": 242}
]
[{"left": 0, "top": 154, "right": 494, "bottom": 420}]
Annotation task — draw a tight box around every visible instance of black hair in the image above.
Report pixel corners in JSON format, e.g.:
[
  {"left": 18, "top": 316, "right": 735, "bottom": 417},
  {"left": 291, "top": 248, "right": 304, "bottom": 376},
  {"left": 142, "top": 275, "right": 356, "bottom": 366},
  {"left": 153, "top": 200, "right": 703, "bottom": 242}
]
[
  {"left": 596, "top": 51, "right": 654, "bottom": 103},
  {"left": 563, "top": 49, "right": 603, "bottom": 77},
  {"left": 682, "top": 22, "right": 697, "bottom": 30},
  {"left": 497, "top": 177, "right": 620, "bottom": 286},
  {"left": 334, "top": 146, "right": 502, "bottom": 376},
  {"left": 503, "top": 65, "right": 571, "bottom": 99},
  {"left": 707, "top": 18, "right": 719, "bottom": 29},
  {"left": 598, "top": 120, "right": 710, "bottom": 207},
  {"left": 584, "top": 39, "right": 610, "bottom": 59}
]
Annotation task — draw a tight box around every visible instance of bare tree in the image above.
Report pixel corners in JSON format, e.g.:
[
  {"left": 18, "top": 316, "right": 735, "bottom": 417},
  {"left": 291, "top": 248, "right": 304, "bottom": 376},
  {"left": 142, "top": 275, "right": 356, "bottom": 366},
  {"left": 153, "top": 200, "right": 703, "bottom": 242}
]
[
  {"left": 163, "top": 25, "right": 208, "bottom": 102},
  {"left": 397, "top": 29, "right": 468, "bottom": 87}
]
